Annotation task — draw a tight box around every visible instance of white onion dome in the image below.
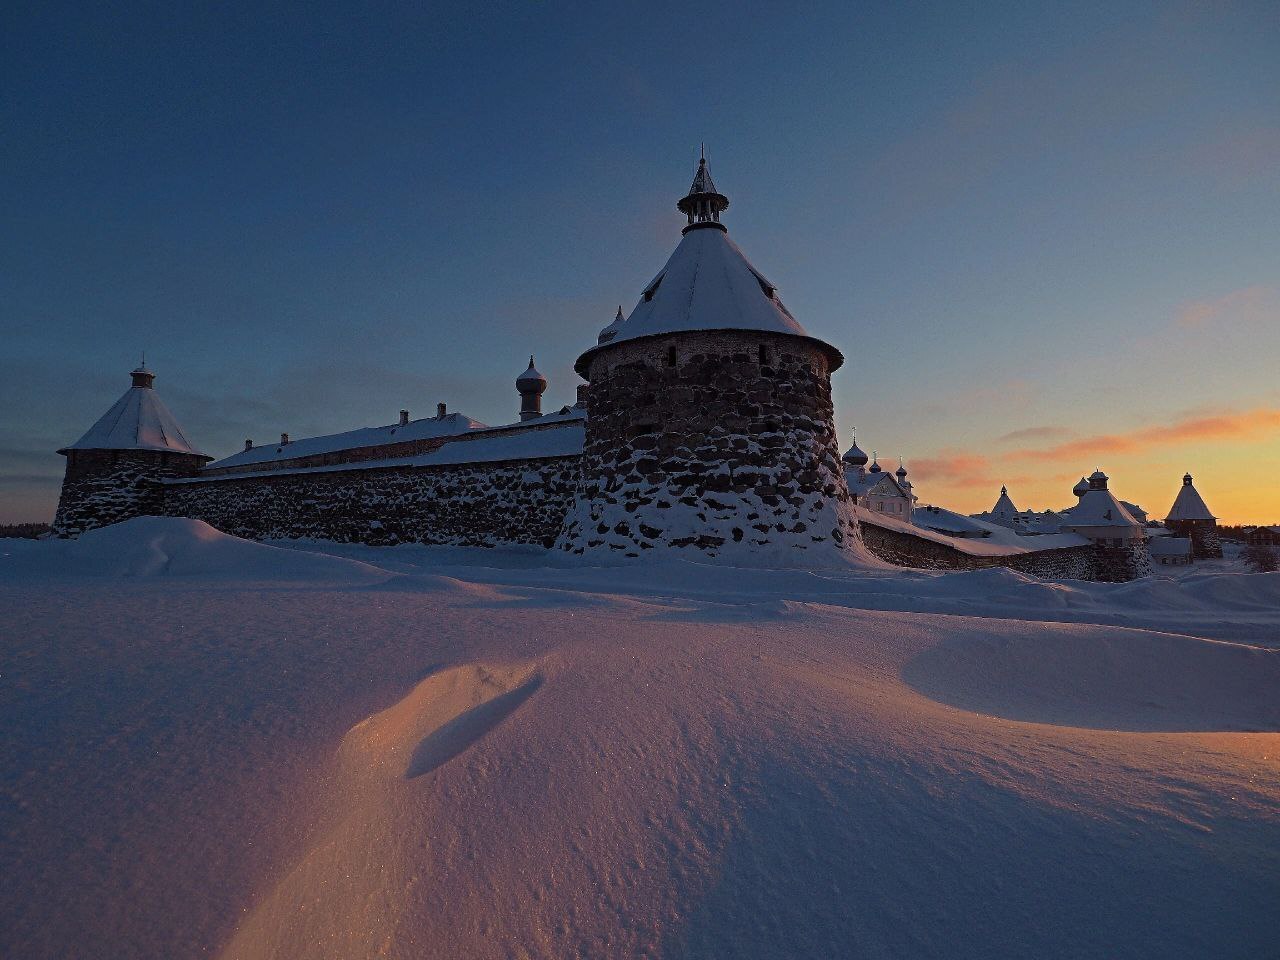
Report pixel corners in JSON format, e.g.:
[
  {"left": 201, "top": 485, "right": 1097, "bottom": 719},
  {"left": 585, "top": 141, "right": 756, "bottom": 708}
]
[{"left": 516, "top": 356, "right": 547, "bottom": 391}]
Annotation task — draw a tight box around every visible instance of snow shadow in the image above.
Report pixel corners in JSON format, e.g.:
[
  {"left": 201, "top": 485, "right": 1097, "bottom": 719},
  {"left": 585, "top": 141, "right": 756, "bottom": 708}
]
[
  {"left": 664, "top": 754, "right": 1278, "bottom": 959},
  {"left": 404, "top": 673, "right": 543, "bottom": 778},
  {"left": 643, "top": 598, "right": 801, "bottom": 624},
  {"left": 901, "top": 628, "right": 1280, "bottom": 732}
]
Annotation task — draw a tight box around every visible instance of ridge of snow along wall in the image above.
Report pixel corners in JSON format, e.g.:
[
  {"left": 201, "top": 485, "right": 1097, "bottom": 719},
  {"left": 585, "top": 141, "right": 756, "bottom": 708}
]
[
  {"left": 558, "top": 330, "right": 869, "bottom": 562},
  {"left": 159, "top": 456, "right": 579, "bottom": 547}
]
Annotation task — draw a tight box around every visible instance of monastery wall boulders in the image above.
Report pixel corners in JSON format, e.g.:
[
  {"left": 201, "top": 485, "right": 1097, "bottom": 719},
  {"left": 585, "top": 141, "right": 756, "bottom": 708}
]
[
  {"left": 160, "top": 456, "right": 579, "bottom": 547},
  {"left": 52, "top": 450, "right": 208, "bottom": 538},
  {"left": 558, "top": 330, "right": 866, "bottom": 561}
]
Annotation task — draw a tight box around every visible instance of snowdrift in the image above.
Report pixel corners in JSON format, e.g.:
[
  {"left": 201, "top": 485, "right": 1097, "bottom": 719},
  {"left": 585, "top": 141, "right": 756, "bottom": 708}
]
[
  {"left": 902, "top": 625, "right": 1280, "bottom": 731},
  {"left": 0, "top": 517, "right": 391, "bottom": 583}
]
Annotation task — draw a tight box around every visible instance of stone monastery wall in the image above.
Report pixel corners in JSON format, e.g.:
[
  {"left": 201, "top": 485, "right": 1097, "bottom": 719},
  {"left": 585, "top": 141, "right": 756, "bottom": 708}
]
[
  {"left": 859, "top": 517, "right": 1150, "bottom": 582},
  {"left": 53, "top": 450, "right": 209, "bottom": 539},
  {"left": 161, "top": 455, "right": 580, "bottom": 547},
  {"left": 559, "top": 330, "right": 862, "bottom": 559}
]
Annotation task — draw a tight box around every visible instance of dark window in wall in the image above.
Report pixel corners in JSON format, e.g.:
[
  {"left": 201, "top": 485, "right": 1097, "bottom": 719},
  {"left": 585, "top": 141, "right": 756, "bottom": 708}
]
[
  {"left": 758, "top": 344, "right": 770, "bottom": 365},
  {"left": 666, "top": 346, "right": 677, "bottom": 367}
]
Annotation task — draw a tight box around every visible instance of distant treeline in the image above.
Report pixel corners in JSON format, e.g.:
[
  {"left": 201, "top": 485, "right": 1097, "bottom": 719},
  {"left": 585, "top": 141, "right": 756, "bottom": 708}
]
[{"left": 0, "top": 523, "right": 50, "bottom": 539}]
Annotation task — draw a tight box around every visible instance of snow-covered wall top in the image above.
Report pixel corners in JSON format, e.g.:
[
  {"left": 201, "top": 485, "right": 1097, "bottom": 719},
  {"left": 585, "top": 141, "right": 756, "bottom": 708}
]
[
  {"left": 207, "top": 411, "right": 489, "bottom": 469},
  {"left": 170, "top": 417, "right": 585, "bottom": 485},
  {"left": 61, "top": 385, "right": 208, "bottom": 457}
]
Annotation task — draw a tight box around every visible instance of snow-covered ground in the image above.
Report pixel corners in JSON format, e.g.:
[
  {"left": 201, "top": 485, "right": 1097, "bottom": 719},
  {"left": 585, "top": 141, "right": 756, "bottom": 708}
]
[{"left": 2, "top": 518, "right": 1277, "bottom": 959}]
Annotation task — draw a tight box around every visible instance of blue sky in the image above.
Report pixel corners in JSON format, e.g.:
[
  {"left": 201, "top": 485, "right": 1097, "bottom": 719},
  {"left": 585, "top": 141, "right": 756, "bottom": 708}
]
[{"left": 3, "top": 0, "right": 1278, "bottom": 522}]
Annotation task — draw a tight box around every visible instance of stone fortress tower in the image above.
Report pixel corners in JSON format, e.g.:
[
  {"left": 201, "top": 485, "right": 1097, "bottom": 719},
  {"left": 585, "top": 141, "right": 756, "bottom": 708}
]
[
  {"left": 1164, "top": 472, "right": 1222, "bottom": 558},
  {"left": 556, "top": 154, "right": 868, "bottom": 562},
  {"left": 52, "top": 362, "right": 211, "bottom": 537}
]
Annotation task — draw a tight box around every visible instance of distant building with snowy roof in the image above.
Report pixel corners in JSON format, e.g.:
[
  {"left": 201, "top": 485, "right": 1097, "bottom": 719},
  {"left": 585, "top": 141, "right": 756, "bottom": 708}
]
[
  {"left": 973, "top": 486, "right": 1021, "bottom": 529},
  {"left": 1163, "top": 472, "right": 1222, "bottom": 558},
  {"left": 1058, "top": 470, "right": 1147, "bottom": 546}
]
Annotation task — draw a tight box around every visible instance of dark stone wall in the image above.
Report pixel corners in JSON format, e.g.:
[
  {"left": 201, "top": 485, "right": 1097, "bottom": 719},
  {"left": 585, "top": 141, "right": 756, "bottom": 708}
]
[
  {"left": 558, "top": 330, "right": 864, "bottom": 560},
  {"left": 52, "top": 450, "right": 207, "bottom": 538},
  {"left": 160, "top": 456, "right": 579, "bottom": 547},
  {"left": 860, "top": 520, "right": 1098, "bottom": 579},
  {"left": 1166, "top": 519, "right": 1223, "bottom": 559}
]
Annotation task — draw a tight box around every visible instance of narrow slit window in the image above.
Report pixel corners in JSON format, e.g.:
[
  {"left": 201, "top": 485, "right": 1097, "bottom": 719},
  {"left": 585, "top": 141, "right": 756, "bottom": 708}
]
[
  {"left": 758, "top": 344, "right": 769, "bottom": 365},
  {"left": 666, "top": 346, "right": 677, "bottom": 367}
]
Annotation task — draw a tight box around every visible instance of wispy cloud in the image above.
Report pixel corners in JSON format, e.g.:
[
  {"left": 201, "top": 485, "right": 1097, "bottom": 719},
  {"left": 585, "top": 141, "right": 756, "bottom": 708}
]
[
  {"left": 1176, "top": 285, "right": 1278, "bottom": 330},
  {"left": 911, "top": 450, "right": 1002, "bottom": 489},
  {"left": 1008, "top": 407, "right": 1280, "bottom": 462},
  {"left": 995, "top": 425, "right": 1074, "bottom": 444}
]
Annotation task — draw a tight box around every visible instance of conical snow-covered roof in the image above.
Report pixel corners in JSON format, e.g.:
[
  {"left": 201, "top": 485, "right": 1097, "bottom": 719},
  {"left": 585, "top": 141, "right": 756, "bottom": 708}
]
[
  {"left": 1068, "top": 488, "right": 1141, "bottom": 528},
  {"left": 576, "top": 157, "right": 841, "bottom": 374},
  {"left": 59, "top": 365, "right": 209, "bottom": 458},
  {"left": 991, "top": 485, "right": 1019, "bottom": 517},
  {"left": 1166, "top": 473, "right": 1216, "bottom": 522}
]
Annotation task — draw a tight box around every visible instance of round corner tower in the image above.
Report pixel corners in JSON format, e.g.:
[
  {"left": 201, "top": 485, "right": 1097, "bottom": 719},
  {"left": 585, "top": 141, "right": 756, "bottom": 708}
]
[
  {"left": 52, "top": 362, "right": 212, "bottom": 537},
  {"left": 556, "top": 155, "right": 866, "bottom": 563}
]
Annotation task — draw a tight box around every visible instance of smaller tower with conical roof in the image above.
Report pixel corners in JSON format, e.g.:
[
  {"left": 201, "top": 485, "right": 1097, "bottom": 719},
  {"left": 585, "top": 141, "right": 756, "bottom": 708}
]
[
  {"left": 52, "top": 361, "right": 211, "bottom": 537},
  {"left": 516, "top": 356, "right": 548, "bottom": 421},
  {"left": 1164, "top": 471, "right": 1222, "bottom": 558}
]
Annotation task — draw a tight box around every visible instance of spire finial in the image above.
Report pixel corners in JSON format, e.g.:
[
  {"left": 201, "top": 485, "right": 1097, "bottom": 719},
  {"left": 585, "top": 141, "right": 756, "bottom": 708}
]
[
  {"left": 678, "top": 150, "right": 729, "bottom": 232},
  {"left": 529, "top": 354, "right": 535, "bottom": 367}
]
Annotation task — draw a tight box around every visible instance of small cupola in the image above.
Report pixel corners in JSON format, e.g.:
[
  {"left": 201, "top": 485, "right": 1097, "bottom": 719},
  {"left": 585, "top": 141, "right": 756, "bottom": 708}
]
[
  {"left": 895, "top": 460, "right": 908, "bottom": 480},
  {"left": 516, "top": 355, "right": 548, "bottom": 421},
  {"left": 131, "top": 359, "right": 155, "bottom": 389},
  {"left": 1183, "top": 471, "right": 1194, "bottom": 486},
  {"left": 868, "top": 453, "right": 882, "bottom": 474},
  {"left": 1073, "top": 476, "right": 1089, "bottom": 498},
  {"left": 1088, "top": 469, "right": 1109, "bottom": 491},
  {"left": 676, "top": 147, "right": 730, "bottom": 233},
  {"left": 598, "top": 305, "right": 626, "bottom": 345}
]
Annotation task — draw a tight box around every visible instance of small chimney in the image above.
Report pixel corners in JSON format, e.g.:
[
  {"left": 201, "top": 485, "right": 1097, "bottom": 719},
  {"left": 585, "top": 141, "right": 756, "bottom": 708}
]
[
  {"left": 244, "top": 439, "right": 253, "bottom": 451},
  {"left": 399, "top": 409, "right": 410, "bottom": 426},
  {"left": 280, "top": 432, "right": 290, "bottom": 446},
  {"left": 436, "top": 403, "right": 447, "bottom": 419}
]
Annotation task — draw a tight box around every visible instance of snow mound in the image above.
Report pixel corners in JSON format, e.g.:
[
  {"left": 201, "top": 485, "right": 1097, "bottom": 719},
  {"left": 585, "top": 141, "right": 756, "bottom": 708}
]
[
  {"left": 1, "top": 517, "right": 392, "bottom": 583},
  {"left": 902, "top": 625, "right": 1280, "bottom": 732}
]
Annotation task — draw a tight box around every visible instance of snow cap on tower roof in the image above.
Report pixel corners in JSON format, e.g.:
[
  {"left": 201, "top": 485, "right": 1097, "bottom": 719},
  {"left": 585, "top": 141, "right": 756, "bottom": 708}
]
[
  {"left": 59, "top": 363, "right": 209, "bottom": 458},
  {"left": 1166, "top": 472, "right": 1216, "bottom": 522},
  {"left": 516, "top": 355, "right": 546, "bottom": 387},
  {"left": 576, "top": 154, "right": 841, "bottom": 374}
]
